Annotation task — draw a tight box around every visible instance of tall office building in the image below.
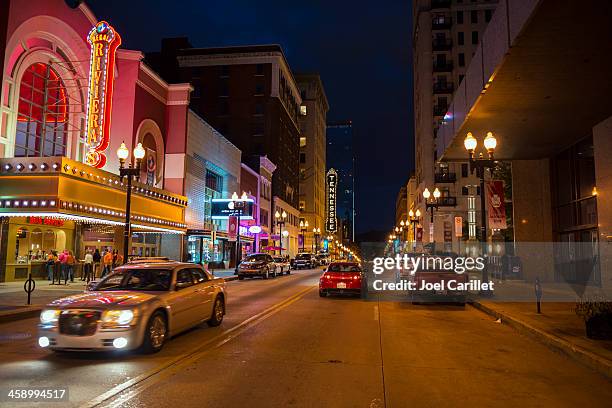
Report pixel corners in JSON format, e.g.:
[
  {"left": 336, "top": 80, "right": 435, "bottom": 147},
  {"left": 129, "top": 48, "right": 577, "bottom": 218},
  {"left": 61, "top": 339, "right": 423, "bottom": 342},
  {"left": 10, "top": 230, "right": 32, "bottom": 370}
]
[
  {"left": 412, "top": 0, "right": 498, "bottom": 246},
  {"left": 296, "top": 73, "right": 329, "bottom": 252},
  {"left": 326, "top": 121, "right": 355, "bottom": 243},
  {"left": 147, "top": 40, "right": 302, "bottom": 210}
]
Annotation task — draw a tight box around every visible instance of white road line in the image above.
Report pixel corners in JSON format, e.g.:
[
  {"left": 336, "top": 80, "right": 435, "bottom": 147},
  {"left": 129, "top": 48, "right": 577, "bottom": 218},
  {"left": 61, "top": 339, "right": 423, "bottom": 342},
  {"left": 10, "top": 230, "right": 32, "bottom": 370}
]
[{"left": 374, "top": 305, "right": 379, "bottom": 321}]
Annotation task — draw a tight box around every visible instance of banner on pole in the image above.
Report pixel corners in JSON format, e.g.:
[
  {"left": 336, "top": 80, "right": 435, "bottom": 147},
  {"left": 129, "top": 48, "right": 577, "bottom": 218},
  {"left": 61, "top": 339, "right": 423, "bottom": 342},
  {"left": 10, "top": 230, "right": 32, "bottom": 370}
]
[
  {"left": 486, "top": 180, "right": 507, "bottom": 229},
  {"left": 228, "top": 216, "right": 238, "bottom": 242}
]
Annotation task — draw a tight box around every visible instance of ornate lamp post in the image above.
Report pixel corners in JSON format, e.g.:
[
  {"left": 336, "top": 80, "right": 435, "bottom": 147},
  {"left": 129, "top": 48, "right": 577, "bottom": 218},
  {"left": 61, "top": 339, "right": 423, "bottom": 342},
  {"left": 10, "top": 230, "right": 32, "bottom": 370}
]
[
  {"left": 274, "top": 209, "right": 287, "bottom": 256},
  {"left": 408, "top": 209, "right": 421, "bottom": 250},
  {"left": 423, "top": 187, "right": 441, "bottom": 247},
  {"left": 230, "top": 191, "right": 248, "bottom": 274},
  {"left": 299, "top": 220, "right": 308, "bottom": 252},
  {"left": 117, "top": 141, "right": 146, "bottom": 264},
  {"left": 464, "top": 131, "right": 498, "bottom": 286},
  {"left": 312, "top": 227, "right": 321, "bottom": 252}
]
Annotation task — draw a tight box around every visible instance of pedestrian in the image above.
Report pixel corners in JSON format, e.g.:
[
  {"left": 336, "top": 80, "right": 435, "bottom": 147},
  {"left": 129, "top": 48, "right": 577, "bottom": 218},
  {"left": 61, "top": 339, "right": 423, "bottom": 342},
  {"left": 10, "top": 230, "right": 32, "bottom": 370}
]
[
  {"left": 66, "top": 250, "right": 76, "bottom": 283},
  {"left": 102, "top": 249, "right": 113, "bottom": 277},
  {"left": 46, "top": 251, "right": 57, "bottom": 281},
  {"left": 83, "top": 250, "right": 93, "bottom": 282},
  {"left": 58, "top": 249, "right": 68, "bottom": 284},
  {"left": 93, "top": 248, "right": 101, "bottom": 279}
]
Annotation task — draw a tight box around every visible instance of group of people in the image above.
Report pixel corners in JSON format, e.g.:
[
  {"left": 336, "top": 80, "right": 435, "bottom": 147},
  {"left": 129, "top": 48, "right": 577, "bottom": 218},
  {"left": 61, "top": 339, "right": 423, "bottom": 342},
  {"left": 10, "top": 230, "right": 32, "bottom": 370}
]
[{"left": 45, "top": 248, "right": 124, "bottom": 284}]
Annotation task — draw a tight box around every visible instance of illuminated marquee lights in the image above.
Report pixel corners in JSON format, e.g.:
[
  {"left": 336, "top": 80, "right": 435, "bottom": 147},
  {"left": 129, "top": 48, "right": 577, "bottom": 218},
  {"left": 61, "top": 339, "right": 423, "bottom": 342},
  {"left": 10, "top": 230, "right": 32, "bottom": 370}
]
[
  {"left": 84, "top": 21, "right": 121, "bottom": 169},
  {"left": 325, "top": 169, "right": 338, "bottom": 233}
]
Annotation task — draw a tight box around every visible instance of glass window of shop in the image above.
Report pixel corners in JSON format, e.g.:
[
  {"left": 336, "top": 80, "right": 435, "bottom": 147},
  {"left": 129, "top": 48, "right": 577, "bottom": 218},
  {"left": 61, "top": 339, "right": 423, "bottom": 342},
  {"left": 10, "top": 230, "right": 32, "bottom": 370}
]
[
  {"left": 551, "top": 135, "right": 600, "bottom": 284},
  {"left": 14, "top": 225, "right": 69, "bottom": 264}
]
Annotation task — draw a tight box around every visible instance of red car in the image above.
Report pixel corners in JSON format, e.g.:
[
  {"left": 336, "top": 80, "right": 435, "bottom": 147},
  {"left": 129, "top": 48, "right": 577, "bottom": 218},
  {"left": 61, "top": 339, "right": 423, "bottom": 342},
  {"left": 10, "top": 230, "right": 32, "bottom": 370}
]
[{"left": 319, "top": 262, "right": 363, "bottom": 297}]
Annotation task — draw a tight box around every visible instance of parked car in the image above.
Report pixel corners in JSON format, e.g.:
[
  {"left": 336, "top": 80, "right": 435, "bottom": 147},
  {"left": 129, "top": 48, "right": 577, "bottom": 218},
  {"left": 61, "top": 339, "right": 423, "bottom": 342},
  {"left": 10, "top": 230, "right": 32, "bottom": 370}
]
[
  {"left": 293, "top": 253, "right": 317, "bottom": 269},
  {"left": 319, "top": 262, "right": 363, "bottom": 297},
  {"left": 38, "top": 260, "right": 226, "bottom": 353},
  {"left": 409, "top": 253, "right": 468, "bottom": 305},
  {"left": 238, "top": 253, "right": 277, "bottom": 279},
  {"left": 273, "top": 256, "right": 291, "bottom": 275},
  {"left": 316, "top": 254, "right": 330, "bottom": 265}
]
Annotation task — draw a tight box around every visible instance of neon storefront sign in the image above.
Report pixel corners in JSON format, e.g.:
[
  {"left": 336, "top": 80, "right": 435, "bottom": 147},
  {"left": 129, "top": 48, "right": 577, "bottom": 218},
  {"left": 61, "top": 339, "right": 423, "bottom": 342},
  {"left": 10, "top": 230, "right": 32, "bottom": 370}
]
[{"left": 84, "top": 21, "right": 121, "bottom": 168}]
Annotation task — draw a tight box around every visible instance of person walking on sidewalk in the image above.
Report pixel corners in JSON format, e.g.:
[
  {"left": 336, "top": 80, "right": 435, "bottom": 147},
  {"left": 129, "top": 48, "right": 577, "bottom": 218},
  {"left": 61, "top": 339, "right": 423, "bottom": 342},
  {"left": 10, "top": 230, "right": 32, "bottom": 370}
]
[
  {"left": 93, "top": 248, "right": 101, "bottom": 279},
  {"left": 58, "top": 249, "right": 68, "bottom": 283},
  {"left": 102, "top": 250, "right": 113, "bottom": 277},
  {"left": 83, "top": 250, "right": 93, "bottom": 282},
  {"left": 46, "top": 251, "right": 57, "bottom": 281},
  {"left": 66, "top": 250, "right": 76, "bottom": 283}
]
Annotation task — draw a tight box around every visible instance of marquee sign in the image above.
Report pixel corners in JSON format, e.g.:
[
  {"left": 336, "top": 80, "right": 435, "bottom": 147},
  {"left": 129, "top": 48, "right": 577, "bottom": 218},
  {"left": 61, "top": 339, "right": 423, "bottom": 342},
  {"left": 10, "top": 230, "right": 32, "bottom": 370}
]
[
  {"left": 211, "top": 198, "right": 255, "bottom": 220},
  {"left": 325, "top": 169, "right": 338, "bottom": 233},
  {"left": 84, "top": 21, "right": 121, "bottom": 168}
]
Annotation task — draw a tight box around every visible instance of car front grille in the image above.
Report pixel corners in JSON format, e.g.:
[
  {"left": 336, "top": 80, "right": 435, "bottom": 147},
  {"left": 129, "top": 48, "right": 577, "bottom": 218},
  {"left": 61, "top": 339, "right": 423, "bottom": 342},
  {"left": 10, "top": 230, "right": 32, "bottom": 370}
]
[{"left": 59, "top": 311, "right": 101, "bottom": 336}]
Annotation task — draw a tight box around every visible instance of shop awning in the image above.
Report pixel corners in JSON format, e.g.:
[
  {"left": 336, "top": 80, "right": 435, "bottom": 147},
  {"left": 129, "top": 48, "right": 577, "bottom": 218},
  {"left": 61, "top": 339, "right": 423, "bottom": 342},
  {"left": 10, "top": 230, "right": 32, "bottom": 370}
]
[{"left": 0, "top": 157, "right": 187, "bottom": 234}]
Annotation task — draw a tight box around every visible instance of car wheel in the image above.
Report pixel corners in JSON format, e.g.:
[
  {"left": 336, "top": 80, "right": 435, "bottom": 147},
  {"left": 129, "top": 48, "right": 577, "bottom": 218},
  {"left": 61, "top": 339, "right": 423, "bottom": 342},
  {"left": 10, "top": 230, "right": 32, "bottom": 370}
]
[
  {"left": 140, "top": 311, "right": 167, "bottom": 354},
  {"left": 263, "top": 268, "right": 269, "bottom": 279},
  {"left": 272, "top": 267, "right": 277, "bottom": 278},
  {"left": 319, "top": 290, "right": 327, "bottom": 297},
  {"left": 207, "top": 296, "right": 225, "bottom": 327},
  {"left": 238, "top": 275, "right": 244, "bottom": 280},
  {"left": 286, "top": 269, "right": 291, "bottom": 275}
]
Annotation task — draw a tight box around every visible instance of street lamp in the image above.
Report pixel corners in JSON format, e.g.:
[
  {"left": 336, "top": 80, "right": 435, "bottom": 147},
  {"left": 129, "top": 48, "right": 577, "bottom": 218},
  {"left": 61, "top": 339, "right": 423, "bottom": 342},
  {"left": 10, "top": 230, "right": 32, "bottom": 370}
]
[
  {"left": 312, "top": 227, "right": 321, "bottom": 252},
  {"left": 464, "top": 131, "right": 498, "bottom": 288},
  {"left": 408, "top": 208, "right": 421, "bottom": 250},
  {"left": 230, "top": 191, "right": 249, "bottom": 274},
  {"left": 117, "top": 142, "right": 146, "bottom": 264},
  {"left": 299, "top": 220, "right": 309, "bottom": 252},
  {"left": 275, "top": 209, "right": 287, "bottom": 256},
  {"left": 423, "top": 187, "right": 441, "bottom": 247}
]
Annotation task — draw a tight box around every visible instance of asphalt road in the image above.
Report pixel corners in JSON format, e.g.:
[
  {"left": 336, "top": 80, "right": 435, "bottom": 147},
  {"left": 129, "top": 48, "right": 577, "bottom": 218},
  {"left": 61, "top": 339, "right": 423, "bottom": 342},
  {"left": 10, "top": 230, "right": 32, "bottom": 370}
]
[{"left": 1, "top": 268, "right": 611, "bottom": 408}]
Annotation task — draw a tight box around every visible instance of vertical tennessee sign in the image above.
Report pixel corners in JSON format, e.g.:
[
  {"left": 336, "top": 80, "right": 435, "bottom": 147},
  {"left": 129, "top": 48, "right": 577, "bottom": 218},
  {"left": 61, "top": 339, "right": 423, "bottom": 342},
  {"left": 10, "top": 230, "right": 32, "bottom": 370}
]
[
  {"left": 325, "top": 169, "right": 338, "bottom": 233},
  {"left": 84, "top": 21, "right": 121, "bottom": 168}
]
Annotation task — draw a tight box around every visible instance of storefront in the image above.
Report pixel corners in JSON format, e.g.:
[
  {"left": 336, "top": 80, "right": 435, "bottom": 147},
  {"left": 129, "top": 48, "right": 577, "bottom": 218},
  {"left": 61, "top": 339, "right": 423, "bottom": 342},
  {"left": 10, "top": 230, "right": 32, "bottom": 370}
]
[
  {"left": 0, "top": 156, "right": 187, "bottom": 281},
  {"left": 186, "top": 229, "right": 254, "bottom": 268}
]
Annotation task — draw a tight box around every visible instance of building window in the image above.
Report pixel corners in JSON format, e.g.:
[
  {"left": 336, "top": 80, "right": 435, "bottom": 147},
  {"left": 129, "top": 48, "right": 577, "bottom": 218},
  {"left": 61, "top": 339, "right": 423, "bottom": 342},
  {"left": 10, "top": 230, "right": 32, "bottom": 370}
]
[
  {"left": 254, "top": 103, "right": 264, "bottom": 115},
  {"left": 485, "top": 9, "right": 493, "bottom": 22},
  {"left": 462, "top": 186, "right": 469, "bottom": 196},
  {"left": 456, "top": 11, "right": 464, "bottom": 24},
  {"left": 299, "top": 201, "right": 305, "bottom": 211},
  {"left": 15, "top": 63, "right": 68, "bottom": 157},
  {"left": 472, "top": 31, "right": 479, "bottom": 44},
  {"left": 300, "top": 105, "right": 307, "bottom": 116},
  {"left": 220, "top": 81, "right": 229, "bottom": 97},
  {"left": 219, "top": 101, "right": 229, "bottom": 116},
  {"left": 471, "top": 10, "right": 478, "bottom": 24},
  {"left": 256, "top": 64, "right": 264, "bottom": 75},
  {"left": 461, "top": 163, "right": 468, "bottom": 177},
  {"left": 220, "top": 65, "right": 229, "bottom": 77},
  {"left": 458, "top": 53, "right": 465, "bottom": 67},
  {"left": 458, "top": 32, "right": 464, "bottom": 46},
  {"left": 300, "top": 137, "right": 306, "bottom": 147},
  {"left": 205, "top": 169, "right": 223, "bottom": 192},
  {"left": 255, "top": 83, "right": 264, "bottom": 95},
  {"left": 251, "top": 122, "right": 264, "bottom": 136},
  {"left": 301, "top": 90, "right": 307, "bottom": 100},
  {"left": 299, "top": 153, "right": 306, "bottom": 164}
]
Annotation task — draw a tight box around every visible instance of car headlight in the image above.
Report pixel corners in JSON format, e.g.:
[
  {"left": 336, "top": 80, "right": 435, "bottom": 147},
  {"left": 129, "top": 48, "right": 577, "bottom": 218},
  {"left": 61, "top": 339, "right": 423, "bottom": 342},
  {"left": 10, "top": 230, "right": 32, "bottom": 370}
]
[
  {"left": 40, "top": 309, "right": 61, "bottom": 324},
  {"left": 102, "top": 310, "right": 136, "bottom": 328}
]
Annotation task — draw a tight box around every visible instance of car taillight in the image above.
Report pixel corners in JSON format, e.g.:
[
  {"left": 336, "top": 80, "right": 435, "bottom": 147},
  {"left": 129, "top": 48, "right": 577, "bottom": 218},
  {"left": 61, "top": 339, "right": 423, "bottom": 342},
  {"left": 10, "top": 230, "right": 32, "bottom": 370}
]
[
  {"left": 353, "top": 275, "right": 360, "bottom": 280},
  {"left": 324, "top": 274, "right": 332, "bottom": 279}
]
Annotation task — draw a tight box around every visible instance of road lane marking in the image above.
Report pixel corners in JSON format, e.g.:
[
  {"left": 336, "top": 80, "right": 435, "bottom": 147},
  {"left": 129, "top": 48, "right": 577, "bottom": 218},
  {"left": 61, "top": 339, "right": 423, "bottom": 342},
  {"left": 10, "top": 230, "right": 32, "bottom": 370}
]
[
  {"left": 374, "top": 305, "right": 379, "bottom": 321},
  {"left": 81, "top": 284, "right": 314, "bottom": 408}
]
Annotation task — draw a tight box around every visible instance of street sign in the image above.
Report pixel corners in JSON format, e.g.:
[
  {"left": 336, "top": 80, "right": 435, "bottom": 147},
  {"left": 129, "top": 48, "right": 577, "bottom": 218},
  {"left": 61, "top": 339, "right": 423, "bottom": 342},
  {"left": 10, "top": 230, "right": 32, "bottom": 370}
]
[{"left": 454, "top": 216, "right": 463, "bottom": 237}]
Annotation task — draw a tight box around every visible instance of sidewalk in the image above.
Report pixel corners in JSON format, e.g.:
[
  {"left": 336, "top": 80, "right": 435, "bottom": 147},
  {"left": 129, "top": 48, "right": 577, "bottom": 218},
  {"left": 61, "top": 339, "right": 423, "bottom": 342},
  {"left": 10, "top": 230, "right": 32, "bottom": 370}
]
[{"left": 471, "top": 287, "right": 612, "bottom": 378}]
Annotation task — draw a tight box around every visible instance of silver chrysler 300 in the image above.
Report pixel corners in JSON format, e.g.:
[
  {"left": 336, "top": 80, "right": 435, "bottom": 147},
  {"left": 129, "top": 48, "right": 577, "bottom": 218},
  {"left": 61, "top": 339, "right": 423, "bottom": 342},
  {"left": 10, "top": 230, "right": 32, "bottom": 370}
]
[{"left": 38, "top": 260, "right": 226, "bottom": 353}]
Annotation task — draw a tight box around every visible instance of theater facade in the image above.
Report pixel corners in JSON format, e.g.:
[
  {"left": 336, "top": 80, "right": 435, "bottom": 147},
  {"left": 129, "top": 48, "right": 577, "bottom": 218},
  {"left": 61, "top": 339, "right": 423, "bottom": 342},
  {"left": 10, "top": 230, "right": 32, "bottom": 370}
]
[{"left": 0, "top": 0, "right": 193, "bottom": 281}]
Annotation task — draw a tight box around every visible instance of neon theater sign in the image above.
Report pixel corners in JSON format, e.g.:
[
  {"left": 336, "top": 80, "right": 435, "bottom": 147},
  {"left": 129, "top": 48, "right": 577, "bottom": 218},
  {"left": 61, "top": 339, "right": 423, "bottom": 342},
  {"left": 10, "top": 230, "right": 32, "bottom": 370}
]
[
  {"left": 325, "top": 169, "right": 338, "bottom": 233},
  {"left": 84, "top": 21, "right": 121, "bottom": 168}
]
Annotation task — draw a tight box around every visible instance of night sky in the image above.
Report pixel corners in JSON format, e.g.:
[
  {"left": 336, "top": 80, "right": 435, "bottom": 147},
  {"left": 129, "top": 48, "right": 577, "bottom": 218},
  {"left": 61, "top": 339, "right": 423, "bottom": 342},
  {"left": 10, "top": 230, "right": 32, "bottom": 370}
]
[{"left": 89, "top": 0, "right": 414, "bottom": 234}]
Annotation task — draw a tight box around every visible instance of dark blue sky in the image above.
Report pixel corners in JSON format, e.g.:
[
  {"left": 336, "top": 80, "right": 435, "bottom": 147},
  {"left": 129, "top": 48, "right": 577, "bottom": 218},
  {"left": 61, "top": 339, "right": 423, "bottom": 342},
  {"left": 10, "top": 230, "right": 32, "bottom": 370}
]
[{"left": 89, "top": 0, "right": 414, "bottom": 234}]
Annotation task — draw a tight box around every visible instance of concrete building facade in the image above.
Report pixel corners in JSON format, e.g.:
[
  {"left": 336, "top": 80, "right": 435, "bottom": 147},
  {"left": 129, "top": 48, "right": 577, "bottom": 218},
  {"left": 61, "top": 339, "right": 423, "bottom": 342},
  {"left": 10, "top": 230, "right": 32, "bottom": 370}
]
[
  {"left": 296, "top": 73, "right": 329, "bottom": 252},
  {"left": 412, "top": 0, "right": 498, "bottom": 248}
]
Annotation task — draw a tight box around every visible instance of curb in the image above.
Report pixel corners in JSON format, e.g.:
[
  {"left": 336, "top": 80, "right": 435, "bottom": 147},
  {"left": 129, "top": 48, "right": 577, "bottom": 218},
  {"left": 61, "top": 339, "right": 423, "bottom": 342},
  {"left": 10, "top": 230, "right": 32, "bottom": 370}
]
[
  {"left": 0, "top": 275, "right": 241, "bottom": 324},
  {"left": 469, "top": 301, "right": 612, "bottom": 380}
]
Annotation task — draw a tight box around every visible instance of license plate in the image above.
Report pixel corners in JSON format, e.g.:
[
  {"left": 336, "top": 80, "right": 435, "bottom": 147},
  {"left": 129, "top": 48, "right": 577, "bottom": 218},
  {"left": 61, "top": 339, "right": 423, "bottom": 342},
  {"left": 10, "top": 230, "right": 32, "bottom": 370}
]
[{"left": 337, "top": 282, "right": 346, "bottom": 289}]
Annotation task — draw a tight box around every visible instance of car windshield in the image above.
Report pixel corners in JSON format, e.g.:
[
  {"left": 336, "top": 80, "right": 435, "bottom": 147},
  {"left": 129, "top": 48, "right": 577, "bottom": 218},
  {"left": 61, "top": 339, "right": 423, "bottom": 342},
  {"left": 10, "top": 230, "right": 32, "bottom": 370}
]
[
  {"left": 245, "top": 254, "right": 267, "bottom": 262},
  {"left": 94, "top": 268, "right": 172, "bottom": 291},
  {"left": 273, "top": 257, "right": 284, "bottom": 262},
  {"left": 296, "top": 254, "right": 311, "bottom": 260},
  {"left": 328, "top": 264, "right": 361, "bottom": 273}
]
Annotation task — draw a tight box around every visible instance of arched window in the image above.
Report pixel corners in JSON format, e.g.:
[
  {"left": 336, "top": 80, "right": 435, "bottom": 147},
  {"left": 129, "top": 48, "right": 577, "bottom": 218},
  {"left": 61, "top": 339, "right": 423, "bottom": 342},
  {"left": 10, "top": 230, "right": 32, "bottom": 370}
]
[{"left": 15, "top": 63, "right": 68, "bottom": 157}]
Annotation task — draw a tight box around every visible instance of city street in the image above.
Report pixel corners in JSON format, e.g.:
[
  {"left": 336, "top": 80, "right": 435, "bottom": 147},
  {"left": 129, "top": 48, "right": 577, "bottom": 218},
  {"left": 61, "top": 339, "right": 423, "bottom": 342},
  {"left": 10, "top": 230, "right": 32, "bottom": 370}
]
[{"left": 0, "top": 268, "right": 610, "bottom": 408}]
